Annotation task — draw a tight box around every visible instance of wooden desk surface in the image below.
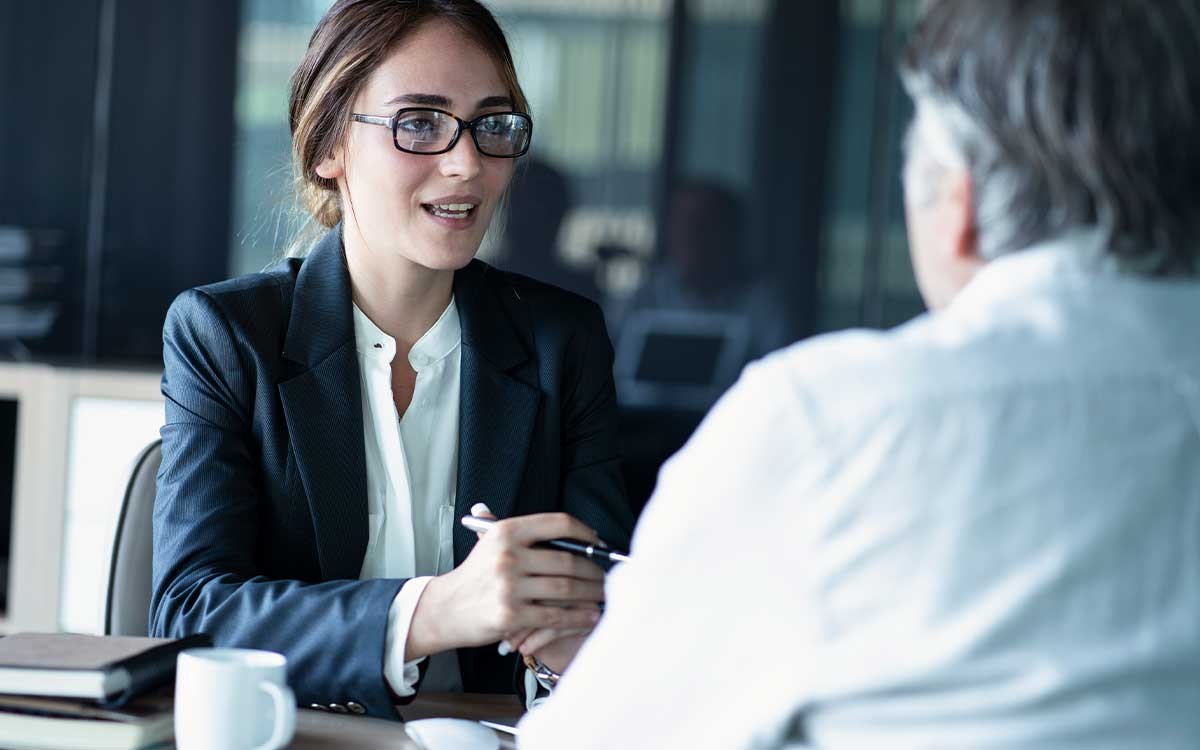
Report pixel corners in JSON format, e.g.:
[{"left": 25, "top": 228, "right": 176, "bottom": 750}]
[{"left": 292, "top": 693, "right": 524, "bottom": 749}]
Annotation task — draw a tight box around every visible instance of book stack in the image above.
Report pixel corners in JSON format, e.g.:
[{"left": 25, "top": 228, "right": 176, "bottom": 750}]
[{"left": 0, "top": 632, "right": 209, "bottom": 750}]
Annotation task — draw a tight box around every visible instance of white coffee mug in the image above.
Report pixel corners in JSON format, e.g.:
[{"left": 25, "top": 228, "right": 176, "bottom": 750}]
[{"left": 174, "top": 648, "right": 296, "bottom": 750}]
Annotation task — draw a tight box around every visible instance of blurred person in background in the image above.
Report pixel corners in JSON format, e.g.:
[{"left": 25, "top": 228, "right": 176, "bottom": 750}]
[
  {"left": 520, "top": 1, "right": 1200, "bottom": 747},
  {"left": 152, "top": 0, "right": 633, "bottom": 720},
  {"left": 500, "top": 157, "right": 602, "bottom": 302},
  {"left": 617, "top": 178, "right": 791, "bottom": 363}
]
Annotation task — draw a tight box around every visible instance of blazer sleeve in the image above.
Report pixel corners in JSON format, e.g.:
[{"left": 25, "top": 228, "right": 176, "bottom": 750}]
[
  {"left": 150, "top": 288, "right": 406, "bottom": 719},
  {"left": 556, "top": 301, "right": 636, "bottom": 550}
]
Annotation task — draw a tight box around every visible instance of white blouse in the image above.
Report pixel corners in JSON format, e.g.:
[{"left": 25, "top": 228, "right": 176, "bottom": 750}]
[{"left": 353, "top": 298, "right": 463, "bottom": 696}]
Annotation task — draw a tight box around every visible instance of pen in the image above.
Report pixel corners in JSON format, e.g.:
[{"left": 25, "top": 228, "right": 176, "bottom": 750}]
[{"left": 460, "top": 515, "right": 631, "bottom": 571}]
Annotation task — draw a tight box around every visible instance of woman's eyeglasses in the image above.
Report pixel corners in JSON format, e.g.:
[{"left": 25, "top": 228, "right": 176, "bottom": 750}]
[{"left": 350, "top": 107, "right": 533, "bottom": 158}]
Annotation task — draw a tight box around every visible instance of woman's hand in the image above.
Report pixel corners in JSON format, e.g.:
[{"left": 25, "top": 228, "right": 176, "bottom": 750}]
[
  {"left": 512, "top": 627, "right": 592, "bottom": 675},
  {"left": 405, "top": 511, "right": 606, "bottom": 660}
]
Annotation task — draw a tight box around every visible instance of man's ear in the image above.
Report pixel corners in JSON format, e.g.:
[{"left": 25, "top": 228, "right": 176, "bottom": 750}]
[{"left": 945, "top": 168, "right": 982, "bottom": 265}]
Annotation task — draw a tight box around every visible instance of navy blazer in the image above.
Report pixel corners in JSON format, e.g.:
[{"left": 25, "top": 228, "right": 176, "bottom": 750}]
[{"left": 150, "top": 226, "right": 634, "bottom": 719}]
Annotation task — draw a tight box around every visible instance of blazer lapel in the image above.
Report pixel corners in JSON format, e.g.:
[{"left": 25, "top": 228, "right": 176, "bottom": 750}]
[
  {"left": 453, "top": 262, "right": 540, "bottom": 564},
  {"left": 277, "top": 226, "right": 369, "bottom": 581}
]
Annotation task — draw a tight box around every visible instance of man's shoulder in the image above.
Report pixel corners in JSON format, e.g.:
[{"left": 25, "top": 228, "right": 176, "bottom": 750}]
[
  {"left": 741, "top": 311, "right": 1014, "bottom": 430},
  {"left": 745, "top": 275, "right": 1194, "bottom": 432},
  {"left": 754, "top": 315, "right": 943, "bottom": 391}
]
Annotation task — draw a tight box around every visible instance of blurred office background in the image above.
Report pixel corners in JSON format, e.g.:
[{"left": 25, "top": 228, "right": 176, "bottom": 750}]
[{"left": 0, "top": 0, "right": 920, "bottom": 633}]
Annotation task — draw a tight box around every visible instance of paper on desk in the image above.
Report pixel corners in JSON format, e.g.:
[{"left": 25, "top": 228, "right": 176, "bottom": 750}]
[
  {"left": 405, "top": 717, "right": 500, "bottom": 750},
  {"left": 479, "top": 720, "right": 518, "bottom": 736}
]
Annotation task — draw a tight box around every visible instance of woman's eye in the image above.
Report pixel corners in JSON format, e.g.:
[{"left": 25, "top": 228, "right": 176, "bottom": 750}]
[
  {"left": 401, "top": 119, "right": 433, "bottom": 132},
  {"left": 399, "top": 117, "right": 437, "bottom": 135},
  {"left": 479, "top": 118, "right": 507, "bottom": 135}
]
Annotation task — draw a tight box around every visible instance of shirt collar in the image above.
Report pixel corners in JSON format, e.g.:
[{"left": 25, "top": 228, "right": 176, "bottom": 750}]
[
  {"left": 352, "top": 297, "right": 462, "bottom": 372},
  {"left": 409, "top": 296, "right": 462, "bottom": 371},
  {"left": 950, "top": 227, "right": 1122, "bottom": 312}
]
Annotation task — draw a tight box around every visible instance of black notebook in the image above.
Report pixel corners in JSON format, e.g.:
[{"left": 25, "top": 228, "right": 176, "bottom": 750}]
[{"left": 0, "top": 632, "right": 211, "bottom": 705}]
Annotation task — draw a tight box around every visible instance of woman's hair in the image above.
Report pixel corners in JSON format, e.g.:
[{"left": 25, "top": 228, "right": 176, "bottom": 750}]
[{"left": 286, "top": 0, "right": 528, "bottom": 256}]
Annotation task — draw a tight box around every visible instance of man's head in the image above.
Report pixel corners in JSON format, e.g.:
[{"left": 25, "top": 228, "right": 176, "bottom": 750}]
[
  {"left": 666, "top": 179, "right": 744, "bottom": 295},
  {"left": 899, "top": 0, "right": 1200, "bottom": 310}
]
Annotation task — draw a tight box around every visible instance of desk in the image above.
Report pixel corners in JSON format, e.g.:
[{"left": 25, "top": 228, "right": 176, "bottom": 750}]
[{"left": 292, "top": 693, "right": 524, "bottom": 749}]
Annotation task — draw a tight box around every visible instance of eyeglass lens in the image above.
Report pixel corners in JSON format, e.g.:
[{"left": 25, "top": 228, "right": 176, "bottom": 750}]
[{"left": 394, "top": 110, "right": 531, "bottom": 156}]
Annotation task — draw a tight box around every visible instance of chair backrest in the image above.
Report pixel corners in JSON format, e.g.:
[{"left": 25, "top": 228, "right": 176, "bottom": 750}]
[{"left": 105, "top": 439, "right": 162, "bottom": 636}]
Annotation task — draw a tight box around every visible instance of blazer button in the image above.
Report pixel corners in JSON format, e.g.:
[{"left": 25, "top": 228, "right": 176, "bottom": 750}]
[
  {"left": 309, "top": 703, "right": 329, "bottom": 711},
  {"left": 329, "top": 703, "right": 349, "bottom": 713},
  {"left": 346, "top": 701, "right": 366, "bottom": 715}
]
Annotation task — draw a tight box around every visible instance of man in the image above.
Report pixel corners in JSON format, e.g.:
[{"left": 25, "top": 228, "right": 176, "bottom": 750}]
[{"left": 519, "top": 1, "right": 1200, "bottom": 747}]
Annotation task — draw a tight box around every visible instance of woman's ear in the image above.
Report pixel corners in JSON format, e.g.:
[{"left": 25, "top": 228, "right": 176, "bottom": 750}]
[{"left": 315, "top": 148, "right": 344, "bottom": 180}]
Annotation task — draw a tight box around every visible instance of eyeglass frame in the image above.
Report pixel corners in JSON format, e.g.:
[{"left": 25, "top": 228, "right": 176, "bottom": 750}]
[{"left": 349, "top": 106, "right": 533, "bottom": 158}]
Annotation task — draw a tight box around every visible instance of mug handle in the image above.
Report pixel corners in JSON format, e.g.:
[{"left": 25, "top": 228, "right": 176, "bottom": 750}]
[{"left": 252, "top": 681, "right": 296, "bottom": 750}]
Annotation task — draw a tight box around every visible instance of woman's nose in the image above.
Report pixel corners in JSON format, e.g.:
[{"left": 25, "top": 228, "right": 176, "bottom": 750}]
[{"left": 438, "top": 130, "right": 483, "bottom": 180}]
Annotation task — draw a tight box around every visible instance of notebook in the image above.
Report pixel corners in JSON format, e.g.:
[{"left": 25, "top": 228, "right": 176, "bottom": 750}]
[
  {"left": 0, "top": 689, "right": 174, "bottom": 750},
  {"left": 0, "top": 632, "right": 210, "bottom": 704}
]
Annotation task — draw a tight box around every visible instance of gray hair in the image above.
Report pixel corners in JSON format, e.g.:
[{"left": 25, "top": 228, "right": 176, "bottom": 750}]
[{"left": 899, "top": 0, "right": 1200, "bottom": 276}]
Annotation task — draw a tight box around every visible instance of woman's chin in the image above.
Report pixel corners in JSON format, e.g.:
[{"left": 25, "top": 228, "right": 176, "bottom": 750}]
[{"left": 411, "top": 244, "right": 480, "bottom": 272}]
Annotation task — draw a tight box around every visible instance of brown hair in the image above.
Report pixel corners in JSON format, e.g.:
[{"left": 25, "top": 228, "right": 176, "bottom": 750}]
[{"left": 286, "top": 0, "right": 528, "bottom": 252}]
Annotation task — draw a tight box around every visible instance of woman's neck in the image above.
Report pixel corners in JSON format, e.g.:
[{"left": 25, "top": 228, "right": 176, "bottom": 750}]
[{"left": 343, "top": 224, "right": 455, "bottom": 351}]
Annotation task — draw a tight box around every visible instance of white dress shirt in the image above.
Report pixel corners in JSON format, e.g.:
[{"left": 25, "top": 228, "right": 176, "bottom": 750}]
[
  {"left": 519, "top": 231, "right": 1200, "bottom": 748},
  {"left": 354, "top": 298, "right": 463, "bottom": 696}
]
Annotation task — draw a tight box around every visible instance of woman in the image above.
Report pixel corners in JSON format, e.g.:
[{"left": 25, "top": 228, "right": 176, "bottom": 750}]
[{"left": 150, "top": 0, "right": 634, "bottom": 719}]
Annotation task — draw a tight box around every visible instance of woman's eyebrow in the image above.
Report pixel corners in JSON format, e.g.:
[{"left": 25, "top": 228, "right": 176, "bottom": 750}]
[
  {"left": 476, "top": 95, "right": 513, "bottom": 109},
  {"left": 384, "top": 93, "right": 514, "bottom": 110}
]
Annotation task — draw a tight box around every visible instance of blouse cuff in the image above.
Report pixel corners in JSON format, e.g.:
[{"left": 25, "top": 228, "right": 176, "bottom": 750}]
[{"left": 383, "top": 576, "right": 435, "bottom": 697}]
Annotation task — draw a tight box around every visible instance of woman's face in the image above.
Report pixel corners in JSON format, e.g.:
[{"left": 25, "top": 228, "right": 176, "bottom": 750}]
[{"left": 319, "top": 19, "right": 517, "bottom": 273}]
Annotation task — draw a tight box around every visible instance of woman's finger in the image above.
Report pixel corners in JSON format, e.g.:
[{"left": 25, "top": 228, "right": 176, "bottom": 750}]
[
  {"left": 513, "top": 604, "right": 602, "bottom": 631},
  {"left": 516, "top": 576, "right": 605, "bottom": 604},
  {"left": 471, "top": 503, "right": 497, "bottom": 540},
  {"left": 504, "top": 627, "right": 539, "bottom": 654},
  {"left": 517, "top": 627, "right": 592, "bottom": 656},
  {"left": 518, "top": 548, "right": 605, "bottom": 581},
  {"left": 501, "top": 512, "right": 601, "bottom": 547},
  {"left": 498, "top": 628, "right": 534, "bottom": 656}
]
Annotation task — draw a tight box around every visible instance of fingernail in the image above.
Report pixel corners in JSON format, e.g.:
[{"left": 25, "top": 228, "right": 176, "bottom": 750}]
[
  {"left": 497, "top": 640, "right": 512, "bottom": 656},
  {"left": 471, "top": 503, "right": 492, "bottom": 517}
]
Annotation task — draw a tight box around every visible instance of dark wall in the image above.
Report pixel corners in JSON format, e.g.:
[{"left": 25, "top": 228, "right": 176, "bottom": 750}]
[
  {"left": 0, "top": 0, "right": 103, "bottom": 360},
  {"left": 0, "top": 0, "right": 239, "bottom": 366},
  {"left": 753, "top": 0, "right": 840, "bottom": 338}
]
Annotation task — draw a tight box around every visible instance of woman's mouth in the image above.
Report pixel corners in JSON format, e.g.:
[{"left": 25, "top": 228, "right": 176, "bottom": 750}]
[{"left": 422, "top": 202, "right": 477, "bottom": 220}]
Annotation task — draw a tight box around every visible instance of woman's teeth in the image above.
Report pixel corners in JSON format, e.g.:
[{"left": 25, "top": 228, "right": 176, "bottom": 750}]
[{"left": 425, "top": 203, "right": 475, "bottom": 219}]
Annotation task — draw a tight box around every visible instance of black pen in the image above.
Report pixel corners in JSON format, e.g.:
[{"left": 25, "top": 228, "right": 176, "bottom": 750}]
[{"left": 460, "top": 515, "right": 631, "bottom": 570}]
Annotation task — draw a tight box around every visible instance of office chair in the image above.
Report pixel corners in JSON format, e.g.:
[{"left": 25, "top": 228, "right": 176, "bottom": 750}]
[{"left": 104, "top": 439, "right": 161, "bottom": 636}]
